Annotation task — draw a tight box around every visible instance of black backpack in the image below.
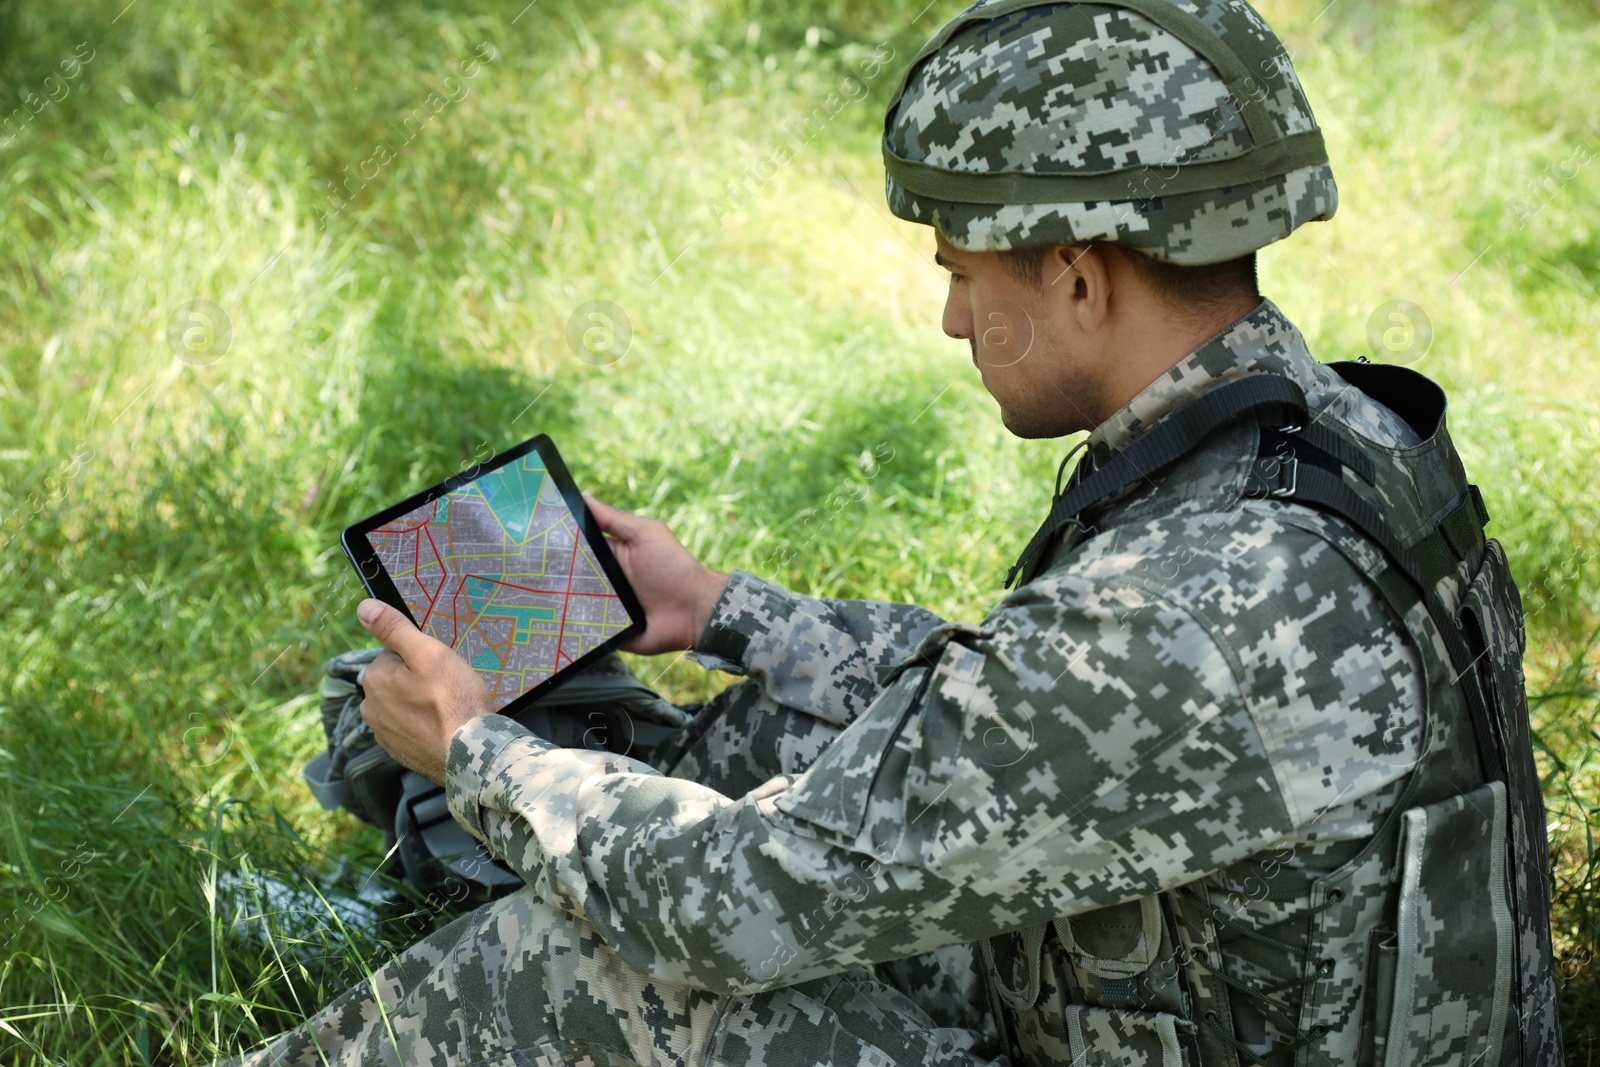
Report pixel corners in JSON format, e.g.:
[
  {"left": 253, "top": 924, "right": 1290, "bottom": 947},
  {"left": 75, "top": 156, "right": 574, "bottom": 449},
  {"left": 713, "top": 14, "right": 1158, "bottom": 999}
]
[{"left": 302, "top": 649, "right": 693, "bottom": 901}]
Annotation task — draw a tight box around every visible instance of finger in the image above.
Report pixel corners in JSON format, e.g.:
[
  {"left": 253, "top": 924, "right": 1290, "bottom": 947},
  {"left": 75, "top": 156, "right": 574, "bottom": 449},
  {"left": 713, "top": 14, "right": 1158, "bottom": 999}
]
[
  {"left": 360, "top": 649, "right": 405, "bottom": 690},
  {"left": 582, "top": 494, "right": 644, "bottom": 538},
  {"left": 357, "top": 599, "right": 433, "bottom": 664}
]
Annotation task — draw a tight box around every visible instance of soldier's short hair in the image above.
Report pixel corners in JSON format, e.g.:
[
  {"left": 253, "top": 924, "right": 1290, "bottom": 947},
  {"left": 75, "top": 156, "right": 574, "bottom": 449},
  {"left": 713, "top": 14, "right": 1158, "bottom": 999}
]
[{"left": 995, "top": 244, "right": 1259, "bottom": 306}]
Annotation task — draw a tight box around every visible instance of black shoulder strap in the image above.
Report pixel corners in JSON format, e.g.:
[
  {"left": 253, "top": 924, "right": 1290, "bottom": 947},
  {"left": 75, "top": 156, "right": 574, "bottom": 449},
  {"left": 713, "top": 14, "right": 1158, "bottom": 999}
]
[{"left": 1005, "top": 374, "right": 1309, "bottom": 588}]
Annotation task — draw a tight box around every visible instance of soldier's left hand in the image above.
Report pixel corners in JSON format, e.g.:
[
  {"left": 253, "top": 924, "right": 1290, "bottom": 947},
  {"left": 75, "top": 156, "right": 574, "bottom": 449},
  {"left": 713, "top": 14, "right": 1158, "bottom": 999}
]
[{"left": 354, "top": 598, "right": 493, "bottom": 786}]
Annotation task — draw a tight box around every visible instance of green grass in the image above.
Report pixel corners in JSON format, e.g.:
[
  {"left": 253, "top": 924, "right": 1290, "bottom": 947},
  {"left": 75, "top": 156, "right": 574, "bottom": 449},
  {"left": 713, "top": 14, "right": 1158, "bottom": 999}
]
[{"left": 1, "top": 0, "right": 1597, "bottom": 1061}]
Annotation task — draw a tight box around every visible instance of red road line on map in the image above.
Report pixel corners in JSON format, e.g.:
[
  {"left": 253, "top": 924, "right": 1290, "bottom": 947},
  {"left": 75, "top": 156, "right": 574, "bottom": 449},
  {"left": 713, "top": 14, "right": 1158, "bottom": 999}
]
[
  {"left": 412, "top": 525, "right": 422, "bottom": 593},
  {"left": 422, "top": 523, "right": 447, "bottom": 599},
  {"left": 443, "top": 516, "right": 465, "bottom": 646},
  {"left": 444, "top": 513, "right": 463, "bottom": 646},
  {"left": 382, "top": 501, "right": 441, "bottom": 603},
  {"left": 552, "top": 529, "right": 581, "bottom": 671},
  {"left": 447, "top": 576, "right": 466, "bottom": 647},
  {"left": 416, "top": 523, "right": 451, "bottom": 630},
  {"left": 415, "top": 528, "right": 439, "bottom": 627}
]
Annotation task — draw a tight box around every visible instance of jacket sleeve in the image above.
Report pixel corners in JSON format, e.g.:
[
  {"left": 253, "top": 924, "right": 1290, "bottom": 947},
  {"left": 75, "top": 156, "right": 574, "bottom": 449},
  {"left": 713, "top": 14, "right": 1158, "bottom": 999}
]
[
  {"left": 684, "top": 567, "right": 950, "bottom": 727},
  {"left": 441, "top": 528, "right": 1362, "bottom": 995},
  {"left": 445, "top": 510, "right": 1424, "bottom": 995}
]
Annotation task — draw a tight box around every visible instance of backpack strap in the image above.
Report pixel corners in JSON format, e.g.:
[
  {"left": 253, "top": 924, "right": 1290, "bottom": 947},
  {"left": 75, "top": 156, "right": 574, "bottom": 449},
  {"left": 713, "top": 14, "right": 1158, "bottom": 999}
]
[
  {"left": 1005, "top": 374, "right": 1309, "bottom": 589},
  {"left": 1004, "top": 368, "right": 1504, "bottom": 784}
]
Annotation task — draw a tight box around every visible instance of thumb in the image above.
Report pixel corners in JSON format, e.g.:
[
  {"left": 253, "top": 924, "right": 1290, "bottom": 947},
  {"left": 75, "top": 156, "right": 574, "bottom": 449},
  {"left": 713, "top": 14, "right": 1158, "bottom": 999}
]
[
  {"left": 583, "top": 494, "right": 642, "bottom": 538},
  {"left": 357, "top": 599, "right": 430, "bottom": 662}
]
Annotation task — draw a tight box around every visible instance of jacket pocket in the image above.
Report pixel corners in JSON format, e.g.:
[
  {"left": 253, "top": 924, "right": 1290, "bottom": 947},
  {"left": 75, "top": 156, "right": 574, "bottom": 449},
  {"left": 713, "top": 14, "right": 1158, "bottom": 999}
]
[
  {"left": 1064, "top": 1005, "right": 1192, "bottom": 1067},
  {"left": 771, "top": 620, "right": 994, "bottom": 845},
  {"left": 1382, "top": 780, "right": 1514, "bottom": 1067},
  {"left": 770, "top": 663, "right": 926, "bottom": 839}
]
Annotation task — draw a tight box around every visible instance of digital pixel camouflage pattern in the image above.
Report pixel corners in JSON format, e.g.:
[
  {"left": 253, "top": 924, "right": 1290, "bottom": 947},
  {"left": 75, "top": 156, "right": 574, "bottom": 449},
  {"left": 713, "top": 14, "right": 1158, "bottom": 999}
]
[
  {"left": 881, "top": 0, "right": 1339, "bottom": 263},
  {"left": 224, "top": 296, "right": 1559, "bottom": 1066},
  {"left": 222, "top": 0, "right": 1558, "bottom": 1060}
]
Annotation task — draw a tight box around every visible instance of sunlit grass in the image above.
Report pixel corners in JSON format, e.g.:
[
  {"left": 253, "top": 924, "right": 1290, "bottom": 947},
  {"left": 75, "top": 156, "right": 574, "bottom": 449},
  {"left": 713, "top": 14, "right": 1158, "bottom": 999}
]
[{"left": 1, "top": 0, "right": 1596, "bottom": 1060}]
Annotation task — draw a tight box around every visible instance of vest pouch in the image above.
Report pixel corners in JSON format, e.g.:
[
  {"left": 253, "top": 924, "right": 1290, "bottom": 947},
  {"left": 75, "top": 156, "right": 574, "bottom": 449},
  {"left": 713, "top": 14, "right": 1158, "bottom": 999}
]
[
  {"left": 1356, "top": 927, "right": 1397, "bottom": 1067},
  {"left": 1064, "top": 1005, "right": 1193, "bottom": 1067},
  {"left": 1051, "top": 896, "right": 1164, "bottom": 980},
  {"left": 1382, "top": 780, "right": 1513, "bottom": 1067},
  {"left": 1458, "top": 538, "right": 1563, "bottom": 1064},
  {"left": 1040, "top": 895, "right": 1189, "bottom": 1025},
  {"left": 988, "top": 918, "right": 1196, "bottom": 1067},
  {"left": 979, "top": 922, "right": 1048, "bottom": 1012}
]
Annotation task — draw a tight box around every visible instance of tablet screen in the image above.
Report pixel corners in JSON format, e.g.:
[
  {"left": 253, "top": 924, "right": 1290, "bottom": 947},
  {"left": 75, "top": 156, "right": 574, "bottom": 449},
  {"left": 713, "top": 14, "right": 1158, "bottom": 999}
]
[{"left": 359, "top": 447, "right": 637, "bottom": 709}]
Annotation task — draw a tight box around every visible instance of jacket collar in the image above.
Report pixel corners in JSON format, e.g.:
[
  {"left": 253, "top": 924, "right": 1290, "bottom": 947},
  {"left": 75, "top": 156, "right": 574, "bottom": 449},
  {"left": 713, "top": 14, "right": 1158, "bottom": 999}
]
[{"left": 1084, "top": 297, "right": 1322, "bottom": 466}]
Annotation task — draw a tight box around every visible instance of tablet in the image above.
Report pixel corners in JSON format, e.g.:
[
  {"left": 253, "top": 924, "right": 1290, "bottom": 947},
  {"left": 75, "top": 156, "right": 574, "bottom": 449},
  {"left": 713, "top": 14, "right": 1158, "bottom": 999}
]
[{"left": 341, "top": 435, "right": 645, "bottom": 714}]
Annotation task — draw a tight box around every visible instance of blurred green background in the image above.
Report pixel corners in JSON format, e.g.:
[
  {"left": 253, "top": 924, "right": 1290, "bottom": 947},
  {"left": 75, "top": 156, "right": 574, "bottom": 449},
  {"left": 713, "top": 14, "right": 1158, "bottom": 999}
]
[{"left": 0, "top": 0, "right": 1596, "bottom": 1061}]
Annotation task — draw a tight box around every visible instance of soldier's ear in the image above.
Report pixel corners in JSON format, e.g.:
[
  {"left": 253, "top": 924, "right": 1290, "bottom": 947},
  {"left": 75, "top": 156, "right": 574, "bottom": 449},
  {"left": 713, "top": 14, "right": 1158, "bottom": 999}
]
[{"left": 1052, "top": 244, "right": 1111, "bottom": 332}]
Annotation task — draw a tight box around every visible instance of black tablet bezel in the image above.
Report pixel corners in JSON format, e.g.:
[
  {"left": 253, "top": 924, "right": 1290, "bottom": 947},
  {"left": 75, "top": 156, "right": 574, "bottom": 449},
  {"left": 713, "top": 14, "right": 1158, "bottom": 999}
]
[{"left": 340, "top": 433, "right": 645, "bottom": 715}]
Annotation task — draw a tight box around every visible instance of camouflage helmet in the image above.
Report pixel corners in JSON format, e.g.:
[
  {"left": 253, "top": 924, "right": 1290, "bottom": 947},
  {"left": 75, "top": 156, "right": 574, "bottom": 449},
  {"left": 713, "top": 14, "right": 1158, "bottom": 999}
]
[{"left": 882, "top": 0, "right": 1337, "bottom": 264}]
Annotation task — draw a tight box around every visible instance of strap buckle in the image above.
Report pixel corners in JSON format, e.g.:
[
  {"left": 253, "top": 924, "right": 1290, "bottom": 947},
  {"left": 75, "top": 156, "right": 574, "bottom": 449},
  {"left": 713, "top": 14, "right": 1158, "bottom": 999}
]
[
  {"left": 1247, "top": 452, "right": 1299, "bottom": 499},
  {"left": 1251, "top": 420, "right": 1303, "bottom": 498},
  {"left": 1270, "top": 456, "right": 1299, "bottom": 498}
]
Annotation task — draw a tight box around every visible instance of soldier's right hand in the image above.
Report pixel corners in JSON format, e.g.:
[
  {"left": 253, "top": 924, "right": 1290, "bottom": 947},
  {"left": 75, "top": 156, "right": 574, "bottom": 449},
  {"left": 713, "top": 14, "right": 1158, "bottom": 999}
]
[{"left": 583, "top": 495, "right": 729, "bottom": 656}]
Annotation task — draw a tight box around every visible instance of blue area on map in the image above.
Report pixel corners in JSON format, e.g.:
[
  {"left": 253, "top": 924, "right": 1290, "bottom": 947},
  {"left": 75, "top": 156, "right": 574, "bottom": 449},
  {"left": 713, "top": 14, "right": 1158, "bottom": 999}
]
[
  {"left": 458, "top": 455, "right": 555, "bottom": 545},
  {"left": 472, "top": 647, "right": 503, "bottom": 669},
  {"left": 463, "top": 574, "right": 556, "bottom": 645},
  {"left": 429, "top": 496, "right": 450, "bottom": 523}
]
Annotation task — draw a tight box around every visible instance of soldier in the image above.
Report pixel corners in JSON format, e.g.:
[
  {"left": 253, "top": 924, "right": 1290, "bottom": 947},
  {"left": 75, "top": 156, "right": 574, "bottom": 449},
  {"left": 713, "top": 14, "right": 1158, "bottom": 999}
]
[{"left": 226, "top": 0, "right": 1560, "bottom": 1064}]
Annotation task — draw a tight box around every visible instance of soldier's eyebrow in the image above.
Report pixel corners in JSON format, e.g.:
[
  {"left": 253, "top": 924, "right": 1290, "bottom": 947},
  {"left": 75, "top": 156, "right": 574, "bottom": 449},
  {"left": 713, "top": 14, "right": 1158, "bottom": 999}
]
[{"left": 934, "top": 250, "right": 963, "bottom": 271}]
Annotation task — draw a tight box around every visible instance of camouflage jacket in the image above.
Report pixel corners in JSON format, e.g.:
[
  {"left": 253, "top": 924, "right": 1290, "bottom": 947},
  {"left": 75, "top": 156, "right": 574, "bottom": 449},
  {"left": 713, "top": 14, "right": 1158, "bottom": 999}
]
[{"left": 444, "top": 299, "right": 1509, "bottom": 1065}]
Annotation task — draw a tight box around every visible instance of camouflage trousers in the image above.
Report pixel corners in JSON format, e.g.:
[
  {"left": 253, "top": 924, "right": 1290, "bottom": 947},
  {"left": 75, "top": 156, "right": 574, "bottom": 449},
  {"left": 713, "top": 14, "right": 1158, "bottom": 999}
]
[{"left": 228, "top": 678, "right": 1006, "bottom": 1067}]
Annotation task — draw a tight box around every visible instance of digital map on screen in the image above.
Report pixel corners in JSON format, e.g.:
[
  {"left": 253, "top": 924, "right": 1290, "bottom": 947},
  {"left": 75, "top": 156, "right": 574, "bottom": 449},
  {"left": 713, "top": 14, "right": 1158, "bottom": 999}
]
[{"left": 367, "top": 454, "right": 632, "bottom": 708}]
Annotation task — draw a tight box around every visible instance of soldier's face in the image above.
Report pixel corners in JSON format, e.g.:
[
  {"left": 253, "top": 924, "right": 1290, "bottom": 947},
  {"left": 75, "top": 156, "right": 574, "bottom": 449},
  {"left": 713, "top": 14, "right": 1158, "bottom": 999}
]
[{"left": 935, "top": 233, "right": 1108, "bottom": 439}]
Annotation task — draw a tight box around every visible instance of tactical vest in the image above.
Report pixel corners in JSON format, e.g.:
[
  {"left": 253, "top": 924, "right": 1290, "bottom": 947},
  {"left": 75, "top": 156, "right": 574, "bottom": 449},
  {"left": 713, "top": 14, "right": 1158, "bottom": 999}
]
[{"left": 989, "top": 362, "right": 1562, "bottom": 1066}]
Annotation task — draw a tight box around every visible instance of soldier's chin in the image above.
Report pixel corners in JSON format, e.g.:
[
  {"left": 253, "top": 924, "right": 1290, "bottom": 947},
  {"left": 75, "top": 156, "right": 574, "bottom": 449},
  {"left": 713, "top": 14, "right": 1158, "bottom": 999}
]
[{"left": 998, "top": 403, "right": 1073, "bottom": 440}]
